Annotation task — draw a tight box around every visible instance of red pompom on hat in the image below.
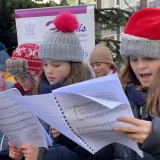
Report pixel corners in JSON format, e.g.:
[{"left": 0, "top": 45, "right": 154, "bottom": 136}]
[
  {"left": 54, "top": 11, "right": 79, "bottom": 32},
  {"left": 6, "top": 43, "right": 42, "bottom": 79},
  {"left": 121, "top": 8, "right": 160, "bottom": 60},
  {"left": 39, "top": 11, "right": 83, "bottom": 62}
]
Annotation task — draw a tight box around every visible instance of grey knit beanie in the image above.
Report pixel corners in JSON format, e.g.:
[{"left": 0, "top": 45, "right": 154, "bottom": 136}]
[
  {"left": 39, "top": 11, "right": 83, "bottom": 62},
  {"left": 0, "top": 42, "right": 10, "bottom": 71}
]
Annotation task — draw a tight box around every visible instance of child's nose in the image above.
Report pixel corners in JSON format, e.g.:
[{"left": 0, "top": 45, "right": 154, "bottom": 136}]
[
  {"left": 46, "top": 66, "right": 54, "bottom": 74},
  {"left": 93, "top": 65, "right": 98, "bottom": 70},
  {"left": 137, "top": 61, "right": 147, "bottom": 69}
]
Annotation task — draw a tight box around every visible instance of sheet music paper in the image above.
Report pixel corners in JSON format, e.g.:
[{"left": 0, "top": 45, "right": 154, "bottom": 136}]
[
  {"left": 9, "top": 73, "right": 143, "bottom": 157},
  {"left": 0, "top": 88, "right": 51, "bottom": 148}
]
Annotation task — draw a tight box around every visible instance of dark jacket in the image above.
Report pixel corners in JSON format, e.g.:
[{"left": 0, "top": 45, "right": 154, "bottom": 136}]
[
  {"left": 54, "top": 134, "right": 114, "bottom": 160},
  {"left": 43, "top": 143, "right": 86, "bottom": 160},
  {"left": 0, "top": 133, "right": 12, "bottom": 160},
  {"left": 112, "top": 84, "right": 160, "bottom": 160},
  {"left": 0, "top": 151, "right": 12, "bottom": 160},
  {"left": 112, "top": 115, "right": 160, "bottom": 160}
]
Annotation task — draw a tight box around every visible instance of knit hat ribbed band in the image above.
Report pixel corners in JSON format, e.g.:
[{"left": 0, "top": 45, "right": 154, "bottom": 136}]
[
  {"left": 39, "top": 32, "right": 83, "bottom": 62},
  {"left": 121, "top": 8, "right": 160, "bottom": 60},
  {"left": 90, "top": 43, "right": 113, "bottom": 64},
  {"left": 6, "top": 43, "right": 42, "bottom": 78},
  {"left": 39, "top": 11, "right": 83, "bottom": 62},
  {"left": 0, "top": 43, "right": 10, "bottom": 71}
]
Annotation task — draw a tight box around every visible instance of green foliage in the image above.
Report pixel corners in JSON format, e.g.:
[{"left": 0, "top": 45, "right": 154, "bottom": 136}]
[
  {"left": 95, "top": 37, "right": 123, "bottom": 68},
  {"left": 95, "top": 8, "right": 133, "bottom": 67},
  {"left": 0, "top": 0, "right": 65, "bottom": 54},
  {"left": 95, "top": 8, "right": 132, "bottom": 30}
]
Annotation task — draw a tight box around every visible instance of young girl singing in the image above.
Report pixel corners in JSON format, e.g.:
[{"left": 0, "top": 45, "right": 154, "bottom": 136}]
[
  {"left": 49, "top": 8, "right": 160, "bottom": 160},
  {"left": 114, "top": 8, "right": 160, "bottom": 160},
  {"left": 8, "top": 11, "right": 94, "bottom": 160}
]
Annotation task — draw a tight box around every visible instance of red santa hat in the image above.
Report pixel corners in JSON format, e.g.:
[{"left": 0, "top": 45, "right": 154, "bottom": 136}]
[{"left": 121, "top": 8, "right": 160, "bottom": 60}]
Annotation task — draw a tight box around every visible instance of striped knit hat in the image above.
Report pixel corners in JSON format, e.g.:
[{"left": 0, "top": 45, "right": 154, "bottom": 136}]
[
  {"left": 121, "top": 8, "right": 160, "bottom": 60},
  {"left": 6, "top": 43, "right": 42, "bottom": 79},
  {"left": 39, "top": 11, "right": 83, "bottom": 62}
]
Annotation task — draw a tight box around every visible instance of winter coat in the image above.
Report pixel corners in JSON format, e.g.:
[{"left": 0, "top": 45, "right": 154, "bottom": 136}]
[
  {"left": 43, "top": 143, "right": 86, "bottom": 160},
  {"left": 55, "top": 134, "right": 114, "bottom": 160},
  {"left": 112, "top": 84, "right": 160, "bottom": 160},
  {"left": 0, "top": 151, "right": 12, "bottom": 160},
  {"left": 0, "top": 132, "right": 12, "bottom": 160}
]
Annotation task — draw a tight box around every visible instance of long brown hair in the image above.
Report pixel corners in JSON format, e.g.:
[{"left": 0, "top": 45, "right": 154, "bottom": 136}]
[
  {"left": 146, "top": 69, "right": 160, "bottom": 116},
  {"left": 33, "top": 62, "right": 93, "bottom": 95},
  {"left": 120, "top": 59, "right": 141, "bottom": 90},
  {"left": 120, "top": 59, "right": 160, "bottom": 116}
]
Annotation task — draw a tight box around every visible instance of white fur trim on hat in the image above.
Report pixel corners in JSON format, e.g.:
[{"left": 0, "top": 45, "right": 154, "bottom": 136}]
[{"left": 121, "top": 33, "right": 160, "bottom": 60}]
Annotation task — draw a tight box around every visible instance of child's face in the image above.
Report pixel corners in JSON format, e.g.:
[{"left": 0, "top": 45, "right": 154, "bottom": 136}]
[
  {"left": 90, "top": 62, "right": 111, "bottom": 78},
  {"left": 42, "top": 60, "right": 71, "bottom": 85},
  {"left": 15, "top": 75, "right": 34, "bottom": 91},
  {"left": 130, "top": 57, "right": 160, "bottom": 87}
]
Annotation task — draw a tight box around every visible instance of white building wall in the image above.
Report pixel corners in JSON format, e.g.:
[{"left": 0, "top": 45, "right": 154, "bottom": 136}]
[
  {"left": 147, "top": 0, "right": 160, "bottom": 7},
  {"left": 100, "top": 0, "right": 142, "bottom": 40}
]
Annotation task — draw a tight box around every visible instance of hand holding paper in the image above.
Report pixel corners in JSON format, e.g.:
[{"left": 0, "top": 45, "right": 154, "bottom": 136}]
[{"left": 7, "top": 73, "right": 143, "bottom": 157}]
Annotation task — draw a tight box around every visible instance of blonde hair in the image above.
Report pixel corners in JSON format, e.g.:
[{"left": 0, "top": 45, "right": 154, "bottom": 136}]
[
  {"left": 33, "top": 62, "right": 93, "bottom": 95},
  {"left": 120, "top": 59, "right": 160, "bottom": 116}
]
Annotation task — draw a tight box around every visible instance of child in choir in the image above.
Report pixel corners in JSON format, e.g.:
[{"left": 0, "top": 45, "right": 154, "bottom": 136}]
[
  {"left": 89, "top": 43, "right": 118, "bottom": 78},
  {"left": 8, "top": 11, "right": 95, "bottom": 160},
  {"left": 6, "top": 43, "right": 50, "bottom": 160},
  {"left": 49, "top": 8, "right": 160, "bottom": 160},
  {"left": 6, "top": 43, "right": 42, "bottom": 95},
  {"left": 114, "top": 8, "right": 160, "bottom": 160}
]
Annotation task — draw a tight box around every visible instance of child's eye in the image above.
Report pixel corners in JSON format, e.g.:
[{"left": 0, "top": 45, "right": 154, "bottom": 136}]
[
  {"left": 130, "top": 57, "right": 137, "bottom": 61},
  {"left": 144, "top": 57, "right": 154, "bottom": 61},
  {"left": 96, "top": 62, "right": 102, "bottom": 66},
  {"left": 52, "top": 63, "right": 60, "bottom": 67},
  {"left": 91, "top": 63, "right": 96, "bottom": 68},
  {"left": 91, "top": 64, "right": 94, "bottom": 68}
]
